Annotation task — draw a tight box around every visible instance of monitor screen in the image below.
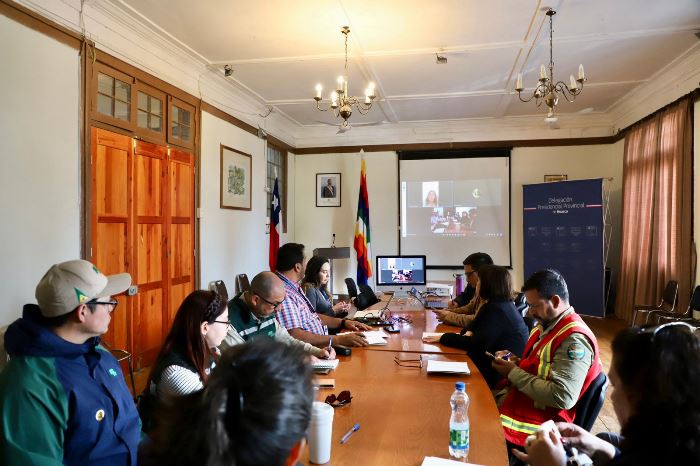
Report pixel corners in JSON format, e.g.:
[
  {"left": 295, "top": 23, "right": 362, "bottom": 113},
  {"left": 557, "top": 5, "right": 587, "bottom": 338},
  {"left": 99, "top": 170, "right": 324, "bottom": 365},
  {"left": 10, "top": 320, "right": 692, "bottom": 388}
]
[{"left": 376, "top": 256, "right": 427, "bottom": 286}]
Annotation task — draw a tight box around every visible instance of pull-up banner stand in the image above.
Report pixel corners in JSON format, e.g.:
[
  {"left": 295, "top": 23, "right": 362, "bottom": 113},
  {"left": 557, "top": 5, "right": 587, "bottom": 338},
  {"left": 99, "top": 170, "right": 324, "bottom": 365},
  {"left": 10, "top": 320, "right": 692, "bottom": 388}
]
[{"left": 523, "top": 179, "right": 605, "bottom": 317}]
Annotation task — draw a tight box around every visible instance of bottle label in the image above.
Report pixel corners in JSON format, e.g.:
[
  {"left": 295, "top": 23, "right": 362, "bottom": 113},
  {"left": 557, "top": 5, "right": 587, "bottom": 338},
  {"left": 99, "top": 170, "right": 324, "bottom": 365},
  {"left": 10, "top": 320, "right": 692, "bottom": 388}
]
[{"left": 449, "top": 428, "right": 469, "bottom": 451}]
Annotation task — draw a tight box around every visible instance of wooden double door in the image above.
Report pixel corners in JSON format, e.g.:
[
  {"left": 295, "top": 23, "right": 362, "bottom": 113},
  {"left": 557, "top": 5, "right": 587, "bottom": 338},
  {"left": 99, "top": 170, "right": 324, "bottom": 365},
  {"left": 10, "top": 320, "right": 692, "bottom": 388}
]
[{"left": 90, "top": 127, "right": 195, "bottom": 369}]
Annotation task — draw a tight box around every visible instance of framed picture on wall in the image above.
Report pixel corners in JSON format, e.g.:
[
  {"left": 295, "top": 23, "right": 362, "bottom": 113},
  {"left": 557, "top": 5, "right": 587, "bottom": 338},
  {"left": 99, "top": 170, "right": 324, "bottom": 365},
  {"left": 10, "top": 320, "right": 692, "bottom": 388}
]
[
  {"left": 220, "top": 144, "right": 252, "bottom": 210},
  {"left": 544, "top": 174, "right": 568, "bottom": 182},
  {"left": 316, "top": 173, "right": 341, "bottom": 207}
]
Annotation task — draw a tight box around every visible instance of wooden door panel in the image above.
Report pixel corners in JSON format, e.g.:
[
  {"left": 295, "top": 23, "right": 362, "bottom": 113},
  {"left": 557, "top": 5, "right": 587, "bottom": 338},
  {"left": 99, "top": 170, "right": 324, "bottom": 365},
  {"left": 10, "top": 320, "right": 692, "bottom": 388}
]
[
  {"left": 136, "top": 224, "right": 163, "bottom": 284},
  {"left": 95, "top": 222, "right": 128, "bottom": 349},
  {"left": 135, "top": 156, "right": 163, "bottom": 217},
  {"left": 95, "top": 145, "right": 128, "bottom": 217},
  {"left": 170, "top": 223, "right": 192, "bottom": 280},
  {"left": 170, "top": 160, "right": 193, "bottom": 218},
  {"left": 169, "top": 282, "right": 189, "bottom": 321},
  {"left": 134, "top": 288, "right": 163, "bottom": 368}
]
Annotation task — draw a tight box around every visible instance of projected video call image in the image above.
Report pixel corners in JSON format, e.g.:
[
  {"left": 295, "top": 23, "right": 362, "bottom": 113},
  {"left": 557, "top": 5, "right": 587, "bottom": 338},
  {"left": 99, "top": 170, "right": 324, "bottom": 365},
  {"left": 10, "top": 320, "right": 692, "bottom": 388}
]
[{"left": 377, "top": 257, "right": 425, "bottom": 285}]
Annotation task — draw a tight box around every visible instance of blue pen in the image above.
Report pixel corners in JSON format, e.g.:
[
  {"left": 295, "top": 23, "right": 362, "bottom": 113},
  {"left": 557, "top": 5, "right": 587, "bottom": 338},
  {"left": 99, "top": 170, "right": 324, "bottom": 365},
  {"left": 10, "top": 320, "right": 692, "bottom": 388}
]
[
  {"left": 502, "top": 352, "right": 511, "bottom": 360},
  {"left": 339, "top": 423, "right": 360, "bottom": 444}
]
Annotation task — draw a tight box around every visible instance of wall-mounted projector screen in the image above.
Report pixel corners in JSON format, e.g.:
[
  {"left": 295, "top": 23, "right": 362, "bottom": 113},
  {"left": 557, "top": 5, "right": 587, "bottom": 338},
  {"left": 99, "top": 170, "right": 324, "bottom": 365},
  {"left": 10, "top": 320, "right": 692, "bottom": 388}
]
[{"left": 398, "top": 149, "right": 511, "bottom": 268}]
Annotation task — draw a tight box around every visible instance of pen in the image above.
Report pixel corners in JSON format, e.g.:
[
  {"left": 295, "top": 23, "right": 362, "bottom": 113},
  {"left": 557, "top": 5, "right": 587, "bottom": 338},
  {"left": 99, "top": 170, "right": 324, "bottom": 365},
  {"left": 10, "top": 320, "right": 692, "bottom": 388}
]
[
  {"left": 339, "top": 423, "right": 360, "bottom": 444},
  {"left": 327, "top": 336, "right": 333, "bottom": 354},
  {"left": 502, "top": 352, "right": 511, "bottom": 360}
]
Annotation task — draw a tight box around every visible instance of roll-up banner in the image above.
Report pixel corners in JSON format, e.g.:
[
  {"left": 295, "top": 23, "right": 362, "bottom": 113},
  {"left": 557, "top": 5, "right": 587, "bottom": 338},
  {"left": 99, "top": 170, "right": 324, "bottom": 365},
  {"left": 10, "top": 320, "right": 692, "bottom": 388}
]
[{"left": 523, "top": 179, "right": 605, "bottom": 317}]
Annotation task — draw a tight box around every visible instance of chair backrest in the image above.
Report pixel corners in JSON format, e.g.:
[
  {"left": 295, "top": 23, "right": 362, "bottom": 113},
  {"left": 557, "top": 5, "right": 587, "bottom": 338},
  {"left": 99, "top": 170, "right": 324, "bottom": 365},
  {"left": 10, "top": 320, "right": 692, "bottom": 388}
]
[
  {"left": 573, "top": 372, "right": 609, "bottom": 431},
  {"left": 235, "top": 274, "right": 250, "bottom": 294},
  {"left": 660, "top": 280, "right": 679, "bottom": 313},
  {"left": 345, "top": 278, "right": 358, "bottom": 298},
  {"left": 513, "top": 292, "right": 528, "bottom": 316},
  {"left": 0, "top": 325, "right": 8, "bottom": 372},
  {"left": 689, "top": 285, "right": 700, "bottom": 321},
  {"left": 356, "top": 284, "right": 380, "bottom": 310}
]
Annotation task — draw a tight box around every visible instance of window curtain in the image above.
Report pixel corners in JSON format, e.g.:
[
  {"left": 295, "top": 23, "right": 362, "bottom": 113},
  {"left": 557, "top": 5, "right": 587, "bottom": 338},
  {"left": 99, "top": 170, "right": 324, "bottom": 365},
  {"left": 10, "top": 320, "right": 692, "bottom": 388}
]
[{"left": 615, "top": 97, "right": 693, "bottom": 323}]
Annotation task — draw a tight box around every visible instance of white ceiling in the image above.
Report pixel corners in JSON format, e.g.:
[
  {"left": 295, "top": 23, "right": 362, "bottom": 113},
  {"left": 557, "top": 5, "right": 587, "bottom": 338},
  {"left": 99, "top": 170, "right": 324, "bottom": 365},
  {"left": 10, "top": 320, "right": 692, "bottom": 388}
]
[{"left": 120, "top": 0, "right": 700, "bottom": 128}]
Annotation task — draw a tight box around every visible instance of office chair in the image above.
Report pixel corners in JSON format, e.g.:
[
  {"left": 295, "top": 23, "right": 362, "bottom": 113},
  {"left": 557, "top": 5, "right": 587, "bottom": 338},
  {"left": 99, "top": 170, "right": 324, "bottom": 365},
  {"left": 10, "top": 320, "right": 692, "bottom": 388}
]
[
  {"left": 573, "top": 372, "right": 609, "bottom": 431},
  {"left": 655, "top": 285, "right": 700, "bottom": 328},
  {"left": 345, "top": 278, "right": 358, "bottom": 300},
  {"left": 0, "top": 325, "right": 8, "bottom": 372},
  {"left": 631, "top": 280, "right": 678, "bottom": 325},
  {"left": 235, "top": 274, "right": 250, "bottom": 294},
  {"left": 99, "top": 339, "right": 136, "bottom": 396},
  {"left": 356, "top": 284, "right": 380, "bottom": 311}
]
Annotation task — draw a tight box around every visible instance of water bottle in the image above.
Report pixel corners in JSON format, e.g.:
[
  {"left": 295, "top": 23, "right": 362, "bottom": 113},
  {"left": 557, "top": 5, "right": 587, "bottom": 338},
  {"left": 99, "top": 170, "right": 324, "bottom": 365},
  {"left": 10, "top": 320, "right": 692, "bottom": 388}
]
[
  {"left": 453, "top": 273, "right": 465, "bottom": 295},
  {"left": 449, "top": 381, "right": 470, "bottom": 459}
]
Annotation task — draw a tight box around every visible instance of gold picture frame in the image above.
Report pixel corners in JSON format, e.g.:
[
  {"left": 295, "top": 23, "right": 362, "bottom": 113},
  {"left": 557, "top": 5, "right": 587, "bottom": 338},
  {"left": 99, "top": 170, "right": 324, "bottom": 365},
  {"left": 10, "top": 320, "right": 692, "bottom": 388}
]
[
  {"left": 544, "top": 174, "right": 568, "bottom": 182},
  {"left": 220, "top": 144, "right": 252, "bottom": 210}
]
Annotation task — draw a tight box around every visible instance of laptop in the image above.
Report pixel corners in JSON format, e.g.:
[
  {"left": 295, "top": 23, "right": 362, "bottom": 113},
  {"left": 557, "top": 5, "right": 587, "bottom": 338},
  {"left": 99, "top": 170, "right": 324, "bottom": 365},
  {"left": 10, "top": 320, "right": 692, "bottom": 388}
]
[{"left": 409, "top": 287, "right": 448, "bottom": 309}]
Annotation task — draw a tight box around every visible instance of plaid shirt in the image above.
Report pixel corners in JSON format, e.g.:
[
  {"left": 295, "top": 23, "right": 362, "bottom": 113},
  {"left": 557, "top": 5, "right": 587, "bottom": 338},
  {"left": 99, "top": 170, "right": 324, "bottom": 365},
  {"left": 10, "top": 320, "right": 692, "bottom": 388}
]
[{"left": 275, "top": 272, "right": 328, "bottom": 335}]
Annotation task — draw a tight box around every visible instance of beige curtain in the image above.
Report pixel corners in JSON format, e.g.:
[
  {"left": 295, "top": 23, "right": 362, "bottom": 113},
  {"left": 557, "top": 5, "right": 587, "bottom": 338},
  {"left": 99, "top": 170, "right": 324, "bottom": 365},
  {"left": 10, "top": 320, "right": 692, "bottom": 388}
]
[{"left": 615, "top": 98, "right": 693, "bottom": 323}]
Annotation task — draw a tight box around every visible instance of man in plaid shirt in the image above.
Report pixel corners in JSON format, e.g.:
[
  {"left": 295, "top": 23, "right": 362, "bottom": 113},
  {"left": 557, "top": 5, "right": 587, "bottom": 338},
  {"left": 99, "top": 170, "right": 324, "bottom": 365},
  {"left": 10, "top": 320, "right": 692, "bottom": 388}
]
[{"left": 275, "top": 243, "right": 370, "bottom": 348}]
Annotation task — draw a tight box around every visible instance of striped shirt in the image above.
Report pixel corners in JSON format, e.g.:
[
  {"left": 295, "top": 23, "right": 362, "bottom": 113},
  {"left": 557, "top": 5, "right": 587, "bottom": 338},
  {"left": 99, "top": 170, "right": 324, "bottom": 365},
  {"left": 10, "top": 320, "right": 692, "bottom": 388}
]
[{"left": 275, "top": 272, "right": 328, "bottom": 335}]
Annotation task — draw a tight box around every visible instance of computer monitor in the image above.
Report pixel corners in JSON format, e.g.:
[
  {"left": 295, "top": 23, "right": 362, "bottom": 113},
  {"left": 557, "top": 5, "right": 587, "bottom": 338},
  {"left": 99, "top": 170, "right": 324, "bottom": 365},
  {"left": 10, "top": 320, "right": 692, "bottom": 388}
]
[{"left": 375, "top": 255, "right": 427, "bottom": 295}]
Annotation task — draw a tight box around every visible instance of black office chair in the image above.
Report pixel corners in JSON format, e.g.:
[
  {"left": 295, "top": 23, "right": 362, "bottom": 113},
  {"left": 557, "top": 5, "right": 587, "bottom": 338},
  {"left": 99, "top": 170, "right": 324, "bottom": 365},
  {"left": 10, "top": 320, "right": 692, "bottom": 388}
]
[
  {"left": 573, "top": 372, "right": 609, "bottom": 431},
  {"left": 656, "top": 285, "right": 700, "bottom": 328},
  {"left": 235, "top": 274, "right": 250, "bottom": 294},
  {"left": 345, "top": 278, "right": 358, "bottom": 300},
  {"left": 631, "top": 280, "right": 678, "bottom": 325},
  {"left": 356, "top": 284, "right": 380, "bottom": 311},
  {"left": 99, "top": 339, "right": 136, "bottom": 396}
]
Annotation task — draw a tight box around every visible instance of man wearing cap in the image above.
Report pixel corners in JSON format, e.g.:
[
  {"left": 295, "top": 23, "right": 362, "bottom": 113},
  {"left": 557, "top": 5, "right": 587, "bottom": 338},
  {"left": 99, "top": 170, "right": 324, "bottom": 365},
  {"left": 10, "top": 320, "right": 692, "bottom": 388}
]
[{"left": 0, "top": 260, "right": 141, "bottom": 466}]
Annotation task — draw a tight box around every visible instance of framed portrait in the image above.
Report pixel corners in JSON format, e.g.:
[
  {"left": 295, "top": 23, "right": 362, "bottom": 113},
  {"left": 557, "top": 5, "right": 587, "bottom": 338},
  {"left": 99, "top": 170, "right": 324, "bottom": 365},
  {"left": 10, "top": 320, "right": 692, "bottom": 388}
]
[
  {"left": 220, "top": 145, "right": 252, "bottom": 210},
  {"left": 544, "top": 174, "right": 568, "bottom": 182},
  {"left": 316, "top": 173, "right": 341, "bottom": 207}
]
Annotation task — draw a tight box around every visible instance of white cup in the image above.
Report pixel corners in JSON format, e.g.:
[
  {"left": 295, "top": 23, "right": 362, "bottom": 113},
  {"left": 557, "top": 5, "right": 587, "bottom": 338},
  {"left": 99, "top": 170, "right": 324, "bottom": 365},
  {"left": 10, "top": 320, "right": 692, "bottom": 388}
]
[{"left": 308, "top": 401, "right": 334, "bottom": 464}]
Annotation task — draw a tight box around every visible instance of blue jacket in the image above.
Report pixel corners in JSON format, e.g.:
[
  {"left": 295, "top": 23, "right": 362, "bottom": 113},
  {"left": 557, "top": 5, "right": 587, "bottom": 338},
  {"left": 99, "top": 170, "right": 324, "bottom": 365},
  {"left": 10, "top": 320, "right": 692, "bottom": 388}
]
[{"left": 0, "top": 305, "right": 141, "bottom": 466}]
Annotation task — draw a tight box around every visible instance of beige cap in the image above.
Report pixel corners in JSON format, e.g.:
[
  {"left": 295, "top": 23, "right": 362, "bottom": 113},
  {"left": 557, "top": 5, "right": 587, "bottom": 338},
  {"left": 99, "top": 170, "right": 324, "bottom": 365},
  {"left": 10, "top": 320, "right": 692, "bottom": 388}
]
[{"left": 35, "top": 260, "right": 131, "bottom": 317}]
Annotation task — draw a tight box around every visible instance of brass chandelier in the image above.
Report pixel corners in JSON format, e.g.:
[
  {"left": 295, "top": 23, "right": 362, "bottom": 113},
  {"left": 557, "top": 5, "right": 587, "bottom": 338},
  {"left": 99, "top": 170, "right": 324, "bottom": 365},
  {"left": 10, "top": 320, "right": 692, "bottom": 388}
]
[
  {"left": 313, "top": 26, "right": 376, "bottom": 128},
  {"left": 515, "top": 9, "right": 586, "bottom": 121}
]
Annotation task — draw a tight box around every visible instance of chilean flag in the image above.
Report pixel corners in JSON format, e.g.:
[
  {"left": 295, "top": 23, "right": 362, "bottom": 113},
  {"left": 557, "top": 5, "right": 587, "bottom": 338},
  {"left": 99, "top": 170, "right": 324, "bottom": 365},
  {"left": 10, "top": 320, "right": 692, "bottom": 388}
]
[
  {"left": 354, "top": 155, "right": 373, "bottom": 286},
  {"left": 269, "top": 177, "right": 281, "bottom": 271}
]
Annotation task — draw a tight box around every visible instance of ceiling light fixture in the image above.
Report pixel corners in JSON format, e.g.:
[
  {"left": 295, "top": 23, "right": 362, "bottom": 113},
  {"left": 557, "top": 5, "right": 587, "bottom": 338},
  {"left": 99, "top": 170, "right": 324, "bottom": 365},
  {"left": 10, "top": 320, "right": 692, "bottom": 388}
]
[
  {"left": 313, "top": 26, "right": 376, "bottom": 129},
  {"left": 224, "top": 65, "right": 233, "bottom": 77},
  {"left": 436, "top": 53, "right": 447, "bottom": 64},
  {"left": 514, "top": 8, "right": 586, "bottom": 121}
]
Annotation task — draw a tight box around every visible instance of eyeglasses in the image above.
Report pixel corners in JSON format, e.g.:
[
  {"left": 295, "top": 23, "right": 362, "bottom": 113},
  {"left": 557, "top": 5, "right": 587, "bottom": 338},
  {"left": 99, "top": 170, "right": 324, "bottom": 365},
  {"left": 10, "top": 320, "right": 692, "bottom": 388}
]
[
  {"left": 465, "top": 270, "right": 477, "bottom": 276},
  {"left": 213, "top": 320, "right": 232, "bottom": 329},
  {"left": 256, "top": 293, "right": 284, "bottom": 310},
  {"left": 86, "top": 299, "right": 119, "bottom": 312},
  {"left": 394, "top": 355, "right": 422, "bottom": 368},
  {"left": 640, "top": 321, "right": 698, "bottom": 341},
  {"left": 391, "top": 316, "right": 412, "bottom": 325},
  {"left": 324, "top": 390, "right": 352, "bottom": 408}
]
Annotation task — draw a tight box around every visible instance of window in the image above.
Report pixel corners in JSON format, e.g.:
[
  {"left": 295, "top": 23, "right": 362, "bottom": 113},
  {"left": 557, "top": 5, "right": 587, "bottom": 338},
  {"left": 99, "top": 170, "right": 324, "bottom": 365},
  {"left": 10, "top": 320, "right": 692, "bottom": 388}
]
[
  {"left": 168, "top": 97, "right": 195, "bottom": 149},
  {"left": 267, "top": 143, "right": 286, "bottom": 231},
  {"left": 137, "top": 91, "right": 162, "bottom": 133},
  {"left": 97, "top": 72, "right": 131, "bottom": 121}
]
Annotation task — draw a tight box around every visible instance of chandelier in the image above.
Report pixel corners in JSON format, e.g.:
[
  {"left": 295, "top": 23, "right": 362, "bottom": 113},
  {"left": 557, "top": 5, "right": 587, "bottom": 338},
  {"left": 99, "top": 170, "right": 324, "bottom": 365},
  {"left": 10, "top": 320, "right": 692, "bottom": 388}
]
[
  {"left": 313, "top": 26, "right": 376, "bottom": 128},
  {"left": 515, "top": 9, "right": 586, "bottom": 121}
]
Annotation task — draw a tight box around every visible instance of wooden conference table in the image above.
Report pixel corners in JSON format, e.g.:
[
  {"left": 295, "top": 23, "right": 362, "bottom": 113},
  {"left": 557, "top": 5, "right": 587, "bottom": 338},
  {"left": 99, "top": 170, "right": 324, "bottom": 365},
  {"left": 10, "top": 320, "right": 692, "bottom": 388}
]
[{"left": 299, "top": 294, "right": 508, "bottom": 466}]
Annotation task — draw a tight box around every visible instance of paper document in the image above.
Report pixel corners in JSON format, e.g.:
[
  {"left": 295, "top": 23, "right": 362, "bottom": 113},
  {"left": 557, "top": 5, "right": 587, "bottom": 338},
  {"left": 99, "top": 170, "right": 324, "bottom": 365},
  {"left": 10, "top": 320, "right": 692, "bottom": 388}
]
[
  {"left": 312, "top": 359, "right": 340, "bottom": 371},
  {"left": 426, "top": 360, "right": 470, "bottom": 374},
  {"left": 422, "top": 332, "right": 444, "bottom": 339},
  {"left": 421, "top": 457, "right": 483, "bottom": 466},
  {"left": 363, "top": 330, "right": 389, "bottom": 338},
  {"left": 363, "top": 334, "right": 388, "bottom": 345}
]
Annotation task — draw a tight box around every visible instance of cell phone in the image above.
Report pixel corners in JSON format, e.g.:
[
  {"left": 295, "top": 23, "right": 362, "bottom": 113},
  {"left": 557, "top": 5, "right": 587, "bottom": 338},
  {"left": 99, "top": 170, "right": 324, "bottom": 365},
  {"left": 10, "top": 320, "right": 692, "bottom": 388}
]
[{"left": 385, "top": 325, "right": 400, "bottom": 333}]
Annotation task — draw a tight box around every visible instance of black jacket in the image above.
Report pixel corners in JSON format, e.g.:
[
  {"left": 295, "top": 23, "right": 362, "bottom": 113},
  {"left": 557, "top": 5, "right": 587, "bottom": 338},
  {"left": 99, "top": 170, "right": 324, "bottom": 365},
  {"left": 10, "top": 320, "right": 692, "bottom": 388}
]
[{"left": 440, "top": 299, "right": 528, "bottom": 387}]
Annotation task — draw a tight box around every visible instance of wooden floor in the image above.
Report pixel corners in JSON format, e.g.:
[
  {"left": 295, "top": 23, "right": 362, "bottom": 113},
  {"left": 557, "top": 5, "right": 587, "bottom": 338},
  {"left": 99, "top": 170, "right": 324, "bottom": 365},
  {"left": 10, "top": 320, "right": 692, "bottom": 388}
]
[{"left": 131, "top": 315, "right": 628, "bottom": 435}]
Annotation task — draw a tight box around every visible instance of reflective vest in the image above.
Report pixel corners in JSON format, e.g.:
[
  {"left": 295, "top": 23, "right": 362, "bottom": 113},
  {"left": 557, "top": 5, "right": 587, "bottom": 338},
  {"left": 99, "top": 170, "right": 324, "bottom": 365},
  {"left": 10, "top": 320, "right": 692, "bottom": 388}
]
[{"left": 499, "top": 311, "right": 601, "bottom": 446}]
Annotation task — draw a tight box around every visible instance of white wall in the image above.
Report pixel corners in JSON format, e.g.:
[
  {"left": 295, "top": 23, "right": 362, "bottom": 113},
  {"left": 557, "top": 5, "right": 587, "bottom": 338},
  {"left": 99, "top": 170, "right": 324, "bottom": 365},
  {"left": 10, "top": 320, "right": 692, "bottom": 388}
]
[
  {"left": 294, "top": 151, "right": 398, "bottom": 293},
  {"left": 199, "top": 111, "right": 295, "bottom": 293},
  {"left": 294, "top": 144, "right": 625, "bottom": 294},
  {"left": 0, "top": 15, "right": 80, "bottom": 326}
]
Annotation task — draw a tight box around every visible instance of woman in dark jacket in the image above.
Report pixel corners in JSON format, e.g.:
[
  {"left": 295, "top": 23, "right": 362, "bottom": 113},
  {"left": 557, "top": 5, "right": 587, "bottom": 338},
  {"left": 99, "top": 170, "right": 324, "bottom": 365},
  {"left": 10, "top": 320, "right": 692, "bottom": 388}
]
[{"left": 435, "top": 265, "right": 528, "bottom": 387}]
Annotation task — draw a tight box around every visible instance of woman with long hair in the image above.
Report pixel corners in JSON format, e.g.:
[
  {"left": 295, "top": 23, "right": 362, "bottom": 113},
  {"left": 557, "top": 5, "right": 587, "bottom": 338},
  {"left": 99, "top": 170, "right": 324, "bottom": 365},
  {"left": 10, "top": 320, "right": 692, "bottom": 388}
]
[
  {"left": 424, "top": 189, "right": 438, "bottom": 207},
  {"left": 143, "top": 339, "right": 314, "bottom": 466},
  {"left": 146, "top": 289, "right": 230, "bottom": 401},
  {"left": 302, "top": 255, "right": 350, "bottom": 317},
  {"left": 515, "top": 322, "right": 700, "bottom": 465},
  {"left": 426, "top": 265, "right": 528, "bottom": 387}
]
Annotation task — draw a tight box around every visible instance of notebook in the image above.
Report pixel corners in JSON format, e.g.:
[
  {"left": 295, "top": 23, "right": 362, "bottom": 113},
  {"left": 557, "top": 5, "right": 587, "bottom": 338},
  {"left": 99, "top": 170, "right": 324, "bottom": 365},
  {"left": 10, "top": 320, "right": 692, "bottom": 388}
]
[
  {"left": 426, "top": 360, "right": 470, "bottom": 374},
  {"left": 362, "top": 330, "right": 389, "bottom": 345},
  {"left": 421, "top": 457, "right": 483, "bottom": 466},
  {"left": 312, "top": 359, "right": 340, "bottom": 372}
]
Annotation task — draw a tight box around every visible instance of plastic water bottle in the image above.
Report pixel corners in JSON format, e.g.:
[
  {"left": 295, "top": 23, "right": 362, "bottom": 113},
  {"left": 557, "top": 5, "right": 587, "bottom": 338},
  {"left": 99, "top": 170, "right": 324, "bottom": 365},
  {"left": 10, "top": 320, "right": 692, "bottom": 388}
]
[{"left": 449, "top": 381, "right": 470, "bottom": 459}]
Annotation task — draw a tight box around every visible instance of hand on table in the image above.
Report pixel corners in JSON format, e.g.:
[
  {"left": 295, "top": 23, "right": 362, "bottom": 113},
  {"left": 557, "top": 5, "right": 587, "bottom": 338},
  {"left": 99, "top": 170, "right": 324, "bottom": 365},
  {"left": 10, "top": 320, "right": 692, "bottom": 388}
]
[
  {"left": 336, "top": 332, "right": 369, "bottom": 347},
  {"left": 344, "top": 320, "right": 371, "bottom": 331},
  {"left": 433, "top": 309, "right": 450, "bottom": 322},
  {"left": 511, "top": 429, "right": 567, "bottom": 466},
  {"left": 422, "top": 335, "right": 441, "bottom": 343}
]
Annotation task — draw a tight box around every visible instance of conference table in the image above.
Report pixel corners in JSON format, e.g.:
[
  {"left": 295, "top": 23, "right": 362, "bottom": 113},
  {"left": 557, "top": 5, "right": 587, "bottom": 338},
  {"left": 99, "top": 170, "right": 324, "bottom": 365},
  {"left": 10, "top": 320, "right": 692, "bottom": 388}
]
[{"left": 299, "top": 294, "right": 508, "bottom": 466}]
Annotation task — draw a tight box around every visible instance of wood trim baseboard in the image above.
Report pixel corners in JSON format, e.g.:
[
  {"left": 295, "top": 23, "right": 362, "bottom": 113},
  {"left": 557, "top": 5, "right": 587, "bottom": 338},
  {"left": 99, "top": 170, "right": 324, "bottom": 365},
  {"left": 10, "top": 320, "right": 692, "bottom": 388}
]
[{"left": 1, "top": 0, "right": 81, "bottom": 49}]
